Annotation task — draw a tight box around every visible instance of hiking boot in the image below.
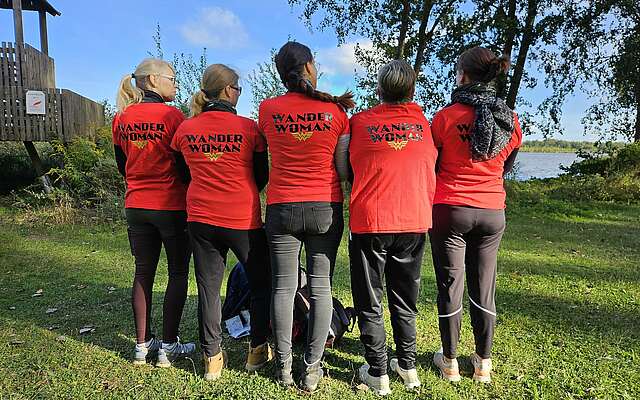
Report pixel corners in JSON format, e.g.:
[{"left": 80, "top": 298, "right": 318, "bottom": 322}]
[
  {"left": 358, "top": 364, "right": 391, "bottom": 396},
  {"left": 389, "top": 358, "right": 421, "bottom": 389},
  {"left": 433, "top": 348, "right": 461, "bottom": 382},
  {"left": 203, "top": 350, "right": 227, "bottom": 381},
  {"left": 470, "top": 353, "right": 492, "bottom": 383},
  {"left": 155, "top": 337, "right": 196, "bottom": 367},
  {"left": 275, "top": 355, "right": 294, "bottom": 387},
  {"left": 300, "top": 359, "right": 324, "bottom": 393},
  {"left": 245, "top": 342, "right": 274, "bottom": 372},
  {"left": 133, "top": 336, "right": 161, "bottom": 365}
]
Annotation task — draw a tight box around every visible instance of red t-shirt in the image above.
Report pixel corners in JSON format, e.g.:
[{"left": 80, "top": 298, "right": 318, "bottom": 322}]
[
  {"left": 258, "top": 92, "right": 350, "bottom": 205},
  {"left": 431, "top": 103, "right": 523, "bottom": 209},
  {"left": 171, "top": 111, "right": 266, "bottom": 230},
  {"left": 349, "top": 102, "right": 438, "bottom": 233},
  {"left": 112, "top": 103, "right": 186, "bottom": 210}
]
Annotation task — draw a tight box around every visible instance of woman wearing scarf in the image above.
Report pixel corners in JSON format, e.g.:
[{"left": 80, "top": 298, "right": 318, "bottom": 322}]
[
  {"left": 113, "top": 58, "right": 195, "bottom": 367},
  {"left": 170, "top": 64, "right": 272, "bottom": 381},
  {"left": 430, "top": 47, "right": 522, "bottom": 383}
]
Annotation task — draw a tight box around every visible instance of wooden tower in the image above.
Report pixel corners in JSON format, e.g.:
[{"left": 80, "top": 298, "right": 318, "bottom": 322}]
[{"left": 0, "top": 0, "right": 105, "bottom": 192}]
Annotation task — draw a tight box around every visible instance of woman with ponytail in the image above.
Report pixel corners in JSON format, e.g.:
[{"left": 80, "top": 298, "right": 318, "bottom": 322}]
[
  {"left": 112, "top": 58, "right": 195, "bottom": 367},
  {"left": 171, "top": 64, "right": 272, "bottom": 381},
  {"left": 258, "top": 41, "right": 354, "bottom": 392},
  {"left": 429, "top": 46, "right": 522, "bottom": 383}
]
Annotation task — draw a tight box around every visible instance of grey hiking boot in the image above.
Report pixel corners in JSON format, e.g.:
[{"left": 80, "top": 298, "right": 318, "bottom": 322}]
[
  {"left": 156, "top": 337, "right": 196, "bottom": 367},
  {"left": 133, "top": 336, "right": 161, "bottom": 365},
  {"left": 300, "top": 359, "right": 324, "bottom": 393},
  {"left": 275, "top": 355, "right": 294, "bottom": 387}
]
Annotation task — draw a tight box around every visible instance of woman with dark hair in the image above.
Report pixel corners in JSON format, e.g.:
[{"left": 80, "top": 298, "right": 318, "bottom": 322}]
[
  {"left": 171, "top": 64, "right": 272, "bottom": 381},
  {"left": 258, "top": 41, "right": 354, "bottom": 392},
  {"left": 430, "top": 46, "right": 522, "bottom": 383}
]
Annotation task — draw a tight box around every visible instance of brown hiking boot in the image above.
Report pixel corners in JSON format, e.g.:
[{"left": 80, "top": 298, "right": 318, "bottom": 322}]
[
  {"left": 203, "top": 350, "right": 227, "bottom": 381},
  {"left": 470, "top": 353, "right": 492, "bottom": 383},
  {"left": 245, "top": 342, "right": 274, "bottom": 372}
]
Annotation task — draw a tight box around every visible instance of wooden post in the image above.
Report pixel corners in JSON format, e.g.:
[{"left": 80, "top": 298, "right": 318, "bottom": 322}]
[
  {"left": 39, "top": 10, "right": 49, "bottom": 55},
  {"left": 12, "top": 0, "right": 24, "bottom": 45},
  {"left": 23, "top": 141, "right": 53, "bottom": 193}
]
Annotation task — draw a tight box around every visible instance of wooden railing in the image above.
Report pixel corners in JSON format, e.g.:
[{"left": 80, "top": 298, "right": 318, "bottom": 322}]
[
  {"left": 1, "top": 41, "right": 103, "bottom": 142},
  {"left": 1, "top": 42, "right": 55, "bottom": 89}
]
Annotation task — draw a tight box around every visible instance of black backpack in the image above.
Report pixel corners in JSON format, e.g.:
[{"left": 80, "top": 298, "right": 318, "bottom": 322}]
[
  {"left": 293, "top": 268, "right": 357, "bottom": 347},
  {"left": 221, "top": 262, "right": 250, "bottom": 322}
]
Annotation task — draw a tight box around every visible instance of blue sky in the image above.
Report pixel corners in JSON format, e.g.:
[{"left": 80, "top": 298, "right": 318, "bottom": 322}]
[{"left": 0, "top": 0, "right": 600, "bottom": 140}]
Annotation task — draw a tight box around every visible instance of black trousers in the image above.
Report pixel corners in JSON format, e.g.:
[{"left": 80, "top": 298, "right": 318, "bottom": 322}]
[
  {"left": 125, "top": 208, "right": 191, "bottom": 344},
  {"left": 429, "top": 204, "right": 505, "bottom": 359},
  {"left": 188, "top": 221, "right": 271, "bottom": 357},
  {"left": 349, "top": 232, "right": 425, "bottom": 377},
  {"left": 265, "top": 202, "right": 344, "bottom": 365}
]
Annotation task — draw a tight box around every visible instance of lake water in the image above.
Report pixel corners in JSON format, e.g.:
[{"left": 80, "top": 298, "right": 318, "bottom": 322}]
[{"left": 514, "top": 152, "right": 579, "bottom": 181}]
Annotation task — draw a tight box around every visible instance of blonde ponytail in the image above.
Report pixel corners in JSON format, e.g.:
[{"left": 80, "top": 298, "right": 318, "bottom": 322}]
[
  {"left": 190, "top": 64, "right": 240, "bottom": 117},
  {"left": 190, "top": 90, "right": 209, "bottom": 117},
  {"left": 116, "top": 58, "right": 175, "bottom": 112}
]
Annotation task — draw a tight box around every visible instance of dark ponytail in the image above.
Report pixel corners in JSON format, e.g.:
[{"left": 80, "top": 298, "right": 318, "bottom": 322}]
[
  {"left": 456, "top": 47, "right": 510, "bottom": 84},
  {"left": 275, "top": 41, "right": 355, "bottom": 110}
]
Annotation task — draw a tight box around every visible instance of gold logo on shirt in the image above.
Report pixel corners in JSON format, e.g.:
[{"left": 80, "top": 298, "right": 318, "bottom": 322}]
[
  {"left": 292, "top": 132, "right": 313, "bottom": 141},
  {"left": 132, "top": 140, "right": 148, "bottom": 149},
  {"left": 203, "top": 151, "right": 224, "bottom": 161},
  {"left": 387, "top": 140, "right": 408, "bottom": 151}
]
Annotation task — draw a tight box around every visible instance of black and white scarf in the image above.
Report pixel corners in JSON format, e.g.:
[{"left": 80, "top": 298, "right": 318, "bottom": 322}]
[
  {"left": 451, "top": 82, "right": 514, "bottom": 161},
  {"left": 203, "top": 99, "right": 237, "bottom": 114}
]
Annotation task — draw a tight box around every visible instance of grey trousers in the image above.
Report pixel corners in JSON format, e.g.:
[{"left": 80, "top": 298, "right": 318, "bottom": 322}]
[
  {"left": 265, "top": 202, "right": 344, "bottom": 365},
  {"left": 429, "top": 204, "right": 505, "bottom": 359}
]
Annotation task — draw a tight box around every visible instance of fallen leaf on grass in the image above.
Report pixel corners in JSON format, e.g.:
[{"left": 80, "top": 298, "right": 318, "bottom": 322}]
[
  {"left": 79, "top": 326, "right": 96, "bottom": 335},
  {"left": 10, "top": 339, "right": 25, "bottom": 345},
  {"left": 46, "top": 308, "right": 58, "bottom": 314},
  {"left": 8, "top": 306, "right": 16, "bottom": 310},
  {"left": 107, "top": 286, "right": 116, "bottom": 292},
  {"left": 32, "top": 289, "right": 43, "bottom": 297},
  {"left": 76, "top": 285, "right": 87, "bottom": 290},
  {"left": 47, "top": 325, "right": 60, "bottom": 330},
  {"left": 355, "top": 383, "right": 369, "bottom": 392},
  {"left": 56, "top": 335, "right": 66, "bottom": 342}
]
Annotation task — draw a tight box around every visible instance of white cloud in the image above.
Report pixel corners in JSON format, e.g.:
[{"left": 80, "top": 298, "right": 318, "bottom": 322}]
[
  {"left": 180, "top": 7, "right": 248, "bottom": 49},
  {"left": 315, "top": 40, "right": 374, "bottom": 76}
]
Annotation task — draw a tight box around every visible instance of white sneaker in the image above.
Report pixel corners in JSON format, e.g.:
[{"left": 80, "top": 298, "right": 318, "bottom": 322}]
[
  {"left": 389, "top": 358, "right": 421, "bottom": 389},
  {"left": 433, "top": 348, "right": 461, "bottom": 382},
  {"left": 470, "top": 353, "right": 492, "bottom": 383},
  {"left": 156, "top": 337, "right": 196, "bottom": 367},
  {"left": 133, "top": 336, "right": 161, "bottom": 365},
  {"left": 358, "top": 364, "right": 391, "bottom": 396}
]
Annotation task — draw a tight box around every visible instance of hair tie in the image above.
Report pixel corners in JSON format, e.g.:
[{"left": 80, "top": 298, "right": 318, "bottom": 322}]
[{"left": 131, "top": 73, "right": 136, "bottom": 79}]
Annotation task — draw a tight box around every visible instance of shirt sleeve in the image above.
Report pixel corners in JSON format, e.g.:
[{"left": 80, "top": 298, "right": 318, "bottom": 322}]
[
  {"left": 170, "top": 128, "right": 182, "bottom": 153},
  {"left": 338, "top": 109, "right": 350, "bottom": 136},
  {"left": 253, "top": 122, "right": 267, "bottom": 152},
  {"left": 111, "top": 113, "right": 120, "bottom": 146},
  {"left": 513, "top": 113, "right": 523, "bottom": 148},
  {"left": 431, "top": 111, "right": 444, "bottom": 149}
]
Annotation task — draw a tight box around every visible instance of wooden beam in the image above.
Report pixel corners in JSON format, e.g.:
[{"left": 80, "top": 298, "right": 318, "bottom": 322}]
[
  {"left": 23, "top": 141, "right": 53, "bottom": 193},
  {"left": 39, "top": 10, "right": 49, "bottom": 55},
  {"left": 12, "top": 0, "right": 24, "bottom": 45}
]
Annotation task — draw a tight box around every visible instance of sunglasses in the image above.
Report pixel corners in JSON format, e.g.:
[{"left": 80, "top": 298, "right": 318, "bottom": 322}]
[
  {"left": 230, "top": 85, "right": 242, "bottom": 94},
  {"left": 158, "top": 74, "right": 177, "bottom": 84}
]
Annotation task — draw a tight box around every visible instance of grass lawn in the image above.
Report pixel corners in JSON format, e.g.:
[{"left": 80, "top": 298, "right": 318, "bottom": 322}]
[{"left": 0, "top": 191, "right": 639, "bottom": 399}]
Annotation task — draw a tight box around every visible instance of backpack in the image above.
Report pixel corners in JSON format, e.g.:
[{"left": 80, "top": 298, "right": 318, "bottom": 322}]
[
  {"left": 292, "top": 268, "right": 357, "bottom": 347},
  {"left": 221, "top": 262, "right": 250, "bottom": 322}
]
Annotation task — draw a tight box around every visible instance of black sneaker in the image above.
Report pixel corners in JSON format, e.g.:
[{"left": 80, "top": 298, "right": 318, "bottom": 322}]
[{"left": 275, "top": 355, "right": 294, "bottom": 387}]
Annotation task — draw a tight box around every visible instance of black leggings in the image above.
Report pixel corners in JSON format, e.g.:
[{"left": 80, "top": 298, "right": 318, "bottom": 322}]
[
  {"left": 429, "top": 204, "right": 505, "bottom": 359},
  {"left": 125, "top": 208, "right": 191, "bottom": 344},
  {"left": 188, "top": 222, "right": 271, "bottom": 357}
]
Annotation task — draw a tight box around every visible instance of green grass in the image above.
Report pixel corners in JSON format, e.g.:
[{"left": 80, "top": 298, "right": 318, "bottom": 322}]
[{"left": 1, "top": 191, "right": 639, "bottom": 399}]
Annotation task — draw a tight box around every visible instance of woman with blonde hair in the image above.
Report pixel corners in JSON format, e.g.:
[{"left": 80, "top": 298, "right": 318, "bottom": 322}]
[
  {"left": 171, "top": 64, "right": 272, "bottom": 381},
  {"left": 112, "top": 58, "right": 195, "bottom": 367}
]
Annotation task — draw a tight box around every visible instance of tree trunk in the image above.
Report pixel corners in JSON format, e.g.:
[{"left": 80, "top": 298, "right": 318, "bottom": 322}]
[
  {"left": 506, "top": 0, "right": 538, "bottom": 109},
  {"left": 395, "top": 0, "right": 411, "bottom": 59},
  {"left": 635, "top": 101, "right": 640, "bottom": 142},
  {"left": 497, "top": 0, "right": 517, "bottom": 98},
  {"left": 413, "top": 0, "right": 434, "bottom": 75}
]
